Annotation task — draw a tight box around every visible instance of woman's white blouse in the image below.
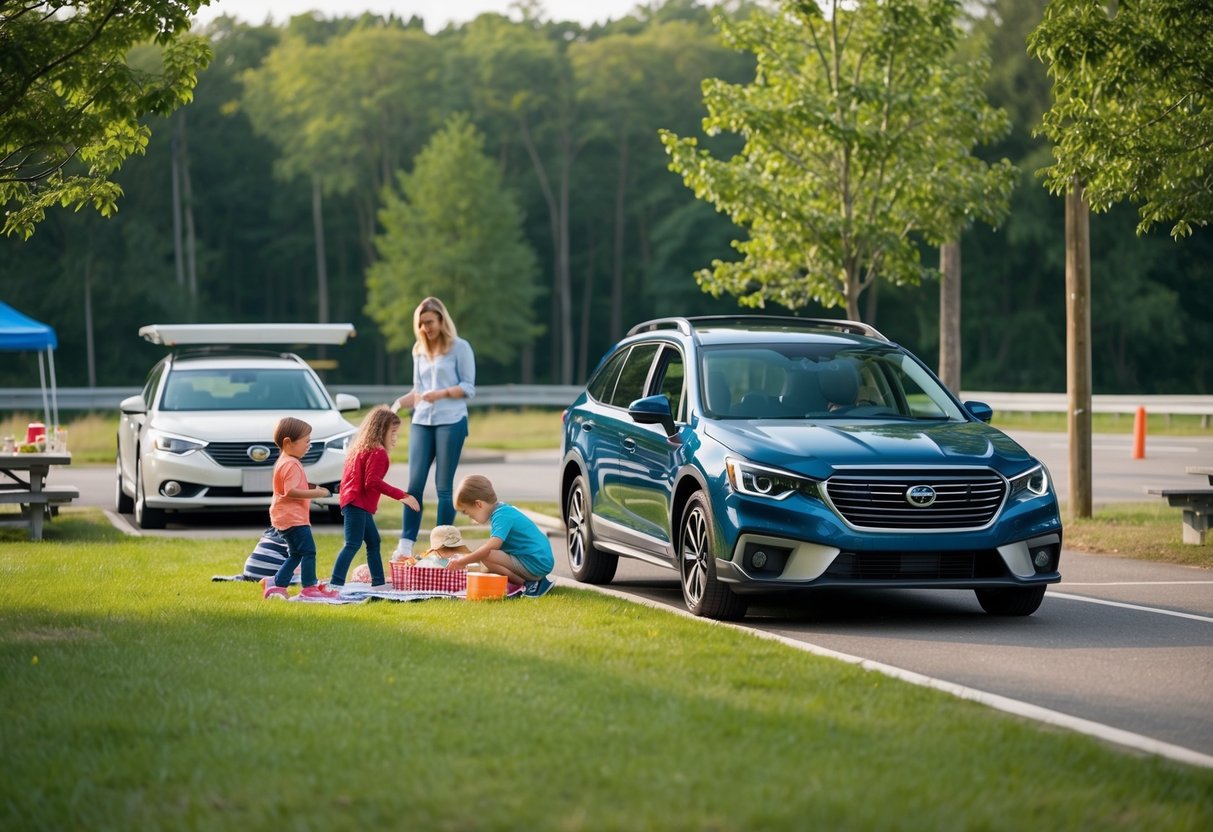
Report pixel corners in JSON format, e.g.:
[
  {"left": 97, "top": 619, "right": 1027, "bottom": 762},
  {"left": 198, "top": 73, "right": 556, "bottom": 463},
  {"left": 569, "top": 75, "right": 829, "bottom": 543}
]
[{"left": 411, "top": 337, "right": 476, "bottom": 426}]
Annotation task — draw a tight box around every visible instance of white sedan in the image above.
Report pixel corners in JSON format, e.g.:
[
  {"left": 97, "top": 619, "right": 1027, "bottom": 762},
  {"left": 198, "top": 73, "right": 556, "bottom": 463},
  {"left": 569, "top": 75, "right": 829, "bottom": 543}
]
[{"left": 116, "top": 324, "right": 359, "bottom": 529}]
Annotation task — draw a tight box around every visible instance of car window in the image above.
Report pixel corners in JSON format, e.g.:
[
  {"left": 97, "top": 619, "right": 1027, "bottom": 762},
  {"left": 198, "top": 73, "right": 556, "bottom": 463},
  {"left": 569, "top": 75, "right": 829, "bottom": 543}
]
[
  {"left": 586, "top": 349, "right": 627, "bottom": 404},
  {"left": 701, "top": 344, "right": 964, "bottom": 420},
  {"left": 142, "top": 363, "right": 165, "bottom": 408},
  {"left": 161, "top": 368, "right": 330, "bottom": 411},
  {"left": 610, "top": 343, "right": 660, "bottom": 408},
  {"left": 652, "top": 346, "right": 686, "bottom": 421}
]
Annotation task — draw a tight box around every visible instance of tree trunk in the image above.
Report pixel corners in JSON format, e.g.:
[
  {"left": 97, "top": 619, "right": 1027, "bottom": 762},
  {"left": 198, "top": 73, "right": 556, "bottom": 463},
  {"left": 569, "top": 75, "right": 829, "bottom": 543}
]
[
  {"left": 610, "top": 133, "right": 628, "bottom": 344},
  {"left": 180, "top": 111, "right": 198, "bottom": 305},
  {"left": 84, "top": 250, "right": 95, "bottom": 388},
  {"left": 1065, "top": 181, "right": 1092, "bottom": 518},
  {"left": 580, "top": 222, "right": 596, "bottom": 383},
  {"left": 312, "top": 175, "right": 329, "bottom": 324},
  {"left": 938, "top": 240, "right": 962, "bottom": 393},
  {"left": 557, "top": 151, "right": 573, "bottom": 384},
  {"left": 171, "top": 122, "right": 184, "bottom": 290}
]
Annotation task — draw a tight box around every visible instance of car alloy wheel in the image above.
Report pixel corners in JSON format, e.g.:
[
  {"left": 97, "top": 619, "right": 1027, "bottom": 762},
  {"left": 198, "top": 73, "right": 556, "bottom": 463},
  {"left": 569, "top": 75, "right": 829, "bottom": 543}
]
[
  {"left": 678, "top": 492, "right": 746, "bottom": 621},
  {"left": 564, "top": 474, "right": 617, "bottom": 584}
]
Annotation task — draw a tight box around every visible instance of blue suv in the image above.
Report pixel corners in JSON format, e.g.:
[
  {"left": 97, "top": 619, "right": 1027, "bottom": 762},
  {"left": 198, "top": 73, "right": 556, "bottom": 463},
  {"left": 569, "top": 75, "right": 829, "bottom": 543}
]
[{"left": 559, "top": 317, "right": 1062, "bottom": 620}]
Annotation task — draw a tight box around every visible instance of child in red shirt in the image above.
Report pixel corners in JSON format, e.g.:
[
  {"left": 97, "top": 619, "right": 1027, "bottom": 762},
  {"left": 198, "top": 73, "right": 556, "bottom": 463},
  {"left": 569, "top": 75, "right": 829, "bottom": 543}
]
[
  {"left": 264, "top": 417, "right": 339, "bottom": 600},
  {"left": 329, "top": 406, "right": 420, "bottom": 589}
]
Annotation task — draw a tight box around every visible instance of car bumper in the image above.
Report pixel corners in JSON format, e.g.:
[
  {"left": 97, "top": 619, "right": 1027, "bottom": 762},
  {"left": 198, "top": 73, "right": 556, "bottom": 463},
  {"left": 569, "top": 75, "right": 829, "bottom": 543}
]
[
  {"left": 139, "top": 449, "right": 344, "bottom": 511},
  {"left": 713, "top": 491, "right": 1063, "bottom": 592}
]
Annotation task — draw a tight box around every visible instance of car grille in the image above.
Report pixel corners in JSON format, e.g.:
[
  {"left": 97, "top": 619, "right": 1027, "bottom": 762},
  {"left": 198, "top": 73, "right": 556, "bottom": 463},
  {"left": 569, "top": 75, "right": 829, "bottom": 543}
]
[
  {"left": 824, "top": 470, "right": 1006, "bottom": 530},
  {"left": 204, "top": 441, "right": 324, "bottom": 468},
  {"left": 824, "top": 551, "right": 1009, "bottom": 580}
]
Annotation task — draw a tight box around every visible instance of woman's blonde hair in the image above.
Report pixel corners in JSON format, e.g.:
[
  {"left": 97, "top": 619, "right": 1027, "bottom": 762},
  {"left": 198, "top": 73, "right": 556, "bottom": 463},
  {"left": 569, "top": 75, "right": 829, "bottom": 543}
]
[
  {"left": 347, "top": 405, "right": 401, "bottom": 456},
  {"left": 413, "top": 296, "right": 458, "bottom": 358}
]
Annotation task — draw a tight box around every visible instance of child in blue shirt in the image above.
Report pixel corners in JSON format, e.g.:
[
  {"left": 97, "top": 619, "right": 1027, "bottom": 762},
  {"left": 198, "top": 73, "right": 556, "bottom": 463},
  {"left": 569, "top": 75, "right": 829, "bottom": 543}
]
[{"left": 447, "top": 474, "right": 555, "bottom": 597}]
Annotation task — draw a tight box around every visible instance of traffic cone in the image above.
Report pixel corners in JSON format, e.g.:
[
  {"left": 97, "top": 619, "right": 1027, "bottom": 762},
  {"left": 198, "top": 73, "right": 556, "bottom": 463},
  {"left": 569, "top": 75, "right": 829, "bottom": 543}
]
[{"left": 1132, "top": 406, "right": 1146, "bottom": 459}]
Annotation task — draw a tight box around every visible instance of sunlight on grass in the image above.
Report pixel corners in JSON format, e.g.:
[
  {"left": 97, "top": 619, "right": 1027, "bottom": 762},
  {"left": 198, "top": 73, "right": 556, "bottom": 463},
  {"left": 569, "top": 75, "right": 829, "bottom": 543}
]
[{"left": 1, "top": 518, "right": 1211, "bottom": 829}]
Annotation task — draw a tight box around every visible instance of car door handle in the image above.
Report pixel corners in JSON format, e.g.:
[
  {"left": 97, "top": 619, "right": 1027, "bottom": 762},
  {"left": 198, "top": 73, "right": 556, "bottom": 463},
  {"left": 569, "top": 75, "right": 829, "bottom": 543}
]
[{"left": 622, "top": 437, "right": 637, "bottom": 453}]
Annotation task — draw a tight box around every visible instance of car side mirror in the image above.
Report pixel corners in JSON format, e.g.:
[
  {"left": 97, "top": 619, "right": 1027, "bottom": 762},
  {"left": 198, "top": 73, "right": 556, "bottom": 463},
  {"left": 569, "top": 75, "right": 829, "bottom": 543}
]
[
  {"left": 120, "top": 394, "right": 147, "bottom": 415},
  {"left": 628, "top": 394, "right": 677, "bottom": 437},
  {"left": 964, "top": 400, "right": 993, "bottom": 423},
  {"left": 334, "top": 393, "right": 360, "bottom": 412}
]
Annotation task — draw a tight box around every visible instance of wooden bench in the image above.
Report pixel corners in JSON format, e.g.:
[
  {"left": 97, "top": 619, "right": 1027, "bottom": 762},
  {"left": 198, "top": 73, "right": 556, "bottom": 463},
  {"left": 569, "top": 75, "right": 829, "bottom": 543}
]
[
  {"left": 1147, "top": 488, "right": 1213, "bottom": 545},
  {"left": 0, "top": 486, "right": 79, "bottom": 540}
]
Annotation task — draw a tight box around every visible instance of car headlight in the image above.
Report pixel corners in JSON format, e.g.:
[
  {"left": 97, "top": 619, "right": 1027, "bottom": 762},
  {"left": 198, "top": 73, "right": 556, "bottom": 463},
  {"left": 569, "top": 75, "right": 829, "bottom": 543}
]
[
  {"left": 148, "top": 430, "right": 206, "bottom": 455},
  {"left": 725, "top": 458, "right": 821, "bottom": 501},
  {"left": 1008, "top": 464, "right": 1049, "bottom": 499},
  {"left": 324, "top": 431, "right": 355, "bottom": 453}
]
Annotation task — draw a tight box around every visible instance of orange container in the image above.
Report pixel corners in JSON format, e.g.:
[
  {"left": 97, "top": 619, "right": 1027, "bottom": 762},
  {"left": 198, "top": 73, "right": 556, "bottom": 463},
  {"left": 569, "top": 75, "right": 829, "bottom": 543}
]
[{"left": 466, "top": 571, "right": 507, "bottom": 601}]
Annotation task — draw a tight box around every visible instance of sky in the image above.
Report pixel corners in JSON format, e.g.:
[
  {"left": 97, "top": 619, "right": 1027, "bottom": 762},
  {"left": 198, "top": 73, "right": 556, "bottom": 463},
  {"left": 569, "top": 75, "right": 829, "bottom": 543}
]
[{"left": 192, "top": 1, "right": 648, "bottom": 32}]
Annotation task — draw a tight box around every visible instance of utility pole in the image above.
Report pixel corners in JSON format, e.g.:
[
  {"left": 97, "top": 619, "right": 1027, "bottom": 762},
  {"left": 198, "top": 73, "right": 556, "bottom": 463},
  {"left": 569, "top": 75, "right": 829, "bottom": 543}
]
[
  {"left": 938, "top": 241, "right": 961, "bottom": 394},
  {"left": 1065, "top": 179, "right": 1092, "bottom": 518}
]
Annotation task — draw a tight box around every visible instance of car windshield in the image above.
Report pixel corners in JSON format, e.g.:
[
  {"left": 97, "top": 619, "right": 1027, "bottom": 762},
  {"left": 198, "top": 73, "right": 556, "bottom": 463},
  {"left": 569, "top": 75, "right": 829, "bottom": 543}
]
[
  {"left": 160, "top": 368, "right": 330, "bottom": 411},
  {"left": 700, "top": 343, "right": 965, "bottom": 421}
]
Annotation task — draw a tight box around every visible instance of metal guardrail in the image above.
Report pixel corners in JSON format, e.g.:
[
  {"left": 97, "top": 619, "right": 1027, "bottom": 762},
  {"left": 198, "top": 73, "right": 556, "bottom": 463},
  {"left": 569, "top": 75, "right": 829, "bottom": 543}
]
[{"left": 1, "top": 386, "right": 1210, "bottom": 419}]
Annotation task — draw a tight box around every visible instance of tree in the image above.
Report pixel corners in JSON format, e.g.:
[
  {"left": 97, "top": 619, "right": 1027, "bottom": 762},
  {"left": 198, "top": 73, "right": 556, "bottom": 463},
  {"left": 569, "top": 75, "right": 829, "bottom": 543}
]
[
  {"left": 365, "top": 115, "right": 541, "bottom": 370},
  {"left": 1028, "top": 0, "right": 1213, "bottom": 238},
  {"left": 0, "top": 0, "right": 212, "bottom": 238},
  {"left": 660, "top": 0, "right": 1015, "bottom": 322}
]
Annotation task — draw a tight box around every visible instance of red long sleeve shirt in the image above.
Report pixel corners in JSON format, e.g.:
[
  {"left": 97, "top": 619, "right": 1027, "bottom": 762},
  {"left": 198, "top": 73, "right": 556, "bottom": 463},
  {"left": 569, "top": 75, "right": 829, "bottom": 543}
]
[{"left": 338, "top": 447, "right": 405, "bottom": 513}]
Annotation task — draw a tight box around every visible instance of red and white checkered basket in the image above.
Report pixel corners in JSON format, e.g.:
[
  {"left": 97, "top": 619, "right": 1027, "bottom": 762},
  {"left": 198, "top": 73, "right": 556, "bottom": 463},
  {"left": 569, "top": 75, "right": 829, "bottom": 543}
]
[{"left": 390, "top": 563, "right": 467, "bottom": 593}]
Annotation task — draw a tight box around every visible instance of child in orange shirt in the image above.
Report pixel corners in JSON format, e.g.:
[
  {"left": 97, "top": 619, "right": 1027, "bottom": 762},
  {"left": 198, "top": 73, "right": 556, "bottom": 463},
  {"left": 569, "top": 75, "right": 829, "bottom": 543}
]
[{"left": 263, "top": 417, "right": 340, "bottom": 600}]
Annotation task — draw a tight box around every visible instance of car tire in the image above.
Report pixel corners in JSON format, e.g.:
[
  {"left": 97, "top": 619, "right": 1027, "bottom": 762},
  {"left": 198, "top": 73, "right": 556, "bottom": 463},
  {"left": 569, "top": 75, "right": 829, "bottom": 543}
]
[
  {"left": 564, "top": 474, "right": 617, "bottom": 583},
  {"left": 115, "top": 455, "right": 134, "bottom": 514},
  {"left": 134, "top": 457, "right": 167, "bottom": 530},
  {"left": 678, "top": 492, "right": 747, "bottom": 621},
  {"left": 974, "top": 585, "right": 1046, "bottom": 616}
]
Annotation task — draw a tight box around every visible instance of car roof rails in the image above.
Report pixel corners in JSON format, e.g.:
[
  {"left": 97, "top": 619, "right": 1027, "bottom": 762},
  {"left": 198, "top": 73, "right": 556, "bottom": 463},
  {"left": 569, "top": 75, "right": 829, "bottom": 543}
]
[
  {"left": 626, "top": 315, "right": 887, "bottom": 341},
  {"left": 139, "top": 323, "right": 356, "bottom": 347}
]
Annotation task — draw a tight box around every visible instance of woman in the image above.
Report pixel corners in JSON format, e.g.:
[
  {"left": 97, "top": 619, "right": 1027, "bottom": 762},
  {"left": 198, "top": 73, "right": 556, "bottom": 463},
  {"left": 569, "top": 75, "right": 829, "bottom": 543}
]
[{"left": 391, "top": 297, "right": 476, "bottom": 557}]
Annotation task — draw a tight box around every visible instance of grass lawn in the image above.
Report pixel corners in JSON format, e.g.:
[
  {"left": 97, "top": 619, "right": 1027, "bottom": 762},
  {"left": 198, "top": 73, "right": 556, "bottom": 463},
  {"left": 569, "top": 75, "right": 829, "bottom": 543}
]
[
  {"left": 2, "top": 512, "right": 1211, "bottom": 830},
  {"left": 1063, "top": 502, "right": 1213, "bottom": 567}
]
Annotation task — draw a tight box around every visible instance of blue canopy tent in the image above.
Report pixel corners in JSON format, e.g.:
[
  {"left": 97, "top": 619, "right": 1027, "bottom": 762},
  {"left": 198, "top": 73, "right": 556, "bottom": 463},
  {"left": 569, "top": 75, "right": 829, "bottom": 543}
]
[{"left": 0, "top": 301, "right": 59, "bottom": 435}]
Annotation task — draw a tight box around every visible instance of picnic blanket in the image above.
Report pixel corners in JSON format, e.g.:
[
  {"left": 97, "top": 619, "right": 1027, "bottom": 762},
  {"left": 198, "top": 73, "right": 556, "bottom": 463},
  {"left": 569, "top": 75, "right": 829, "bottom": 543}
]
[{"left": 212, "top": 579, "right": 525, "bottom": 604}]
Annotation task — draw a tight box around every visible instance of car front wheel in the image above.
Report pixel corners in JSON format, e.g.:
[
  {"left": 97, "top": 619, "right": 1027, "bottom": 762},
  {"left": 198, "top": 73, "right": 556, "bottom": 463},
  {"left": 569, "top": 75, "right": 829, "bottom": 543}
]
[
  {"left": 564, "top": 474, "right": 617, "bottom": 583},
  {"left": 975, "top": 585, "right": 1046, "bottom": 616},
  {"left": 679, "top": 492, "right": 747, "bottom": 621},
  {"left": 134, "top": 456, "right": 167, "bottom": 530},
  {"left": 115, "top": 454, "right": 134, "bottom": 514}
]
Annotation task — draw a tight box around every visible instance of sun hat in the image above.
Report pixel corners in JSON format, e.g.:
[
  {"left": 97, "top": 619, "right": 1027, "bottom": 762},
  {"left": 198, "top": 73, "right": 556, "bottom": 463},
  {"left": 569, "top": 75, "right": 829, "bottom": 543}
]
[{"left": 428, "top": 525, "right": 471, "bottom": 554}]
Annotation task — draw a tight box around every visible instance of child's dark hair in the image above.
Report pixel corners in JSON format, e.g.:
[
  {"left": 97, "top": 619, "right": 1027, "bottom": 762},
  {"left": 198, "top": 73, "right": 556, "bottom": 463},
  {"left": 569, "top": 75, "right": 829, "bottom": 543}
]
[
  {"left": 348, "top": 405, "right": 401, "bottom": 455},
  {"left": 273, "top": 416, "right": 312, "bottom": 448}
]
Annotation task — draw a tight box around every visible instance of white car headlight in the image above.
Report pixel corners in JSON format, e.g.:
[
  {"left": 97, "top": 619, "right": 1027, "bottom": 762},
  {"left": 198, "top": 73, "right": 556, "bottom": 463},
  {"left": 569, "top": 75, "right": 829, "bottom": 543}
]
[
  {"left": 324, "top": 431, "right": 355, "bottom": 453},
  {"left": 725, "top": 458, "right": 821, "bottom": 501},
  {"left": 149, "top": 430, "right": 206, "bottom": 455},
  {"left": 1008, "top": 464, "right": 1049, "bottom": 499}
]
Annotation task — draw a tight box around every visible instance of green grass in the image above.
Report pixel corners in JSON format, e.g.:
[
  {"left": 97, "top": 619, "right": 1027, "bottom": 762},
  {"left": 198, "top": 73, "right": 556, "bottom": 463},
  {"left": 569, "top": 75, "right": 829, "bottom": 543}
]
[
  {"left": 1063, "top": 501, "right": 1213, "bottom": 567},
  {"left": 2, "top": 512, "right": 1212, "bottom": 830},
  {"left": 991, "top": 411, "right": 1212, "bottom": 435}
]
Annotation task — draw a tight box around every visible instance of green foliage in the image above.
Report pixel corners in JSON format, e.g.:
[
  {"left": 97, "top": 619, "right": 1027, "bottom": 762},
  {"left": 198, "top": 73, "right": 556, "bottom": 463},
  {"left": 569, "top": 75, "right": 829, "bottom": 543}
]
[
  {"left": 0, "top": 0, "right": 213, "bottom": 238},
  {"left": 1028, "top": 0, "right": 1213, "bottom": 238},
  {"left": 661, "top": 0, "right": 1016, "bottom": 320},
  {"left": 366, "top": 115, "right": 541, "bottom": 367}
]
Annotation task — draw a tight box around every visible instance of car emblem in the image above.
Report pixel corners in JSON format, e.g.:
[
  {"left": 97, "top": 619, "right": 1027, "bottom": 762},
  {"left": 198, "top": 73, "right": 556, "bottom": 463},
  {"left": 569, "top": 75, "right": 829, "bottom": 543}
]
[
  {"left": 905, "top": 485, "right": 937, "bottom": 507},
  {"left": 247, "top": 445, "right": 271, "bottom": 463}
]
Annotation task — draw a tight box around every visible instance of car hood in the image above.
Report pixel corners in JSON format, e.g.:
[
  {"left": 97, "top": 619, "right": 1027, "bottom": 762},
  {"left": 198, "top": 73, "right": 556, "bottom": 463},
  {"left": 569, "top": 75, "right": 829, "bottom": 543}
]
[
  {"left": 150, "top": 410, "right": 354, "bottom": 442},
  {"left": 702, "top": 419, "right": 1036, "bottom": 477}
]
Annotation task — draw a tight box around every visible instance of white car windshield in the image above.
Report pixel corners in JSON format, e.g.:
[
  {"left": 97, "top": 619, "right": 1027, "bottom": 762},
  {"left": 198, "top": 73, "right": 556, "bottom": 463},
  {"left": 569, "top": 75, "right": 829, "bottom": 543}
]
[
  {"left": 160, "top": 368, "right": 330, "bottom": 411},
  {"left": 700, "top": 343, "right": 965, "bottom": 421}
]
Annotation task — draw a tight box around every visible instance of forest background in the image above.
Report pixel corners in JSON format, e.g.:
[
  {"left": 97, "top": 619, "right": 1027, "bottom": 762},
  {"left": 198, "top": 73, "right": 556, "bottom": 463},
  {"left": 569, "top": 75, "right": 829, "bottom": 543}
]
[{"left": 1, "top": 0, "right": 1209, "bottom": 394}]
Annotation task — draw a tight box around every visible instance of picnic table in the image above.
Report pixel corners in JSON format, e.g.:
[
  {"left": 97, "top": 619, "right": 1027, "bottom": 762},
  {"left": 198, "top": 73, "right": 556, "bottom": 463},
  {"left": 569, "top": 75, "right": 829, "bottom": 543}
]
[
  {"left": 0, "top": 452, "right": 78, "bottom": 541},
  {"left": 1148, "top": 465, "right": 1213, "bottom": 545}
]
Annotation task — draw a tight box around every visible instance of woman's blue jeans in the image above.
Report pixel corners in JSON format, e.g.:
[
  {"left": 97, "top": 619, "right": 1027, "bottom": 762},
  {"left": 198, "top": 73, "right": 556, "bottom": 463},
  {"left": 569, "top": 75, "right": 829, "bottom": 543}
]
[
  {"left": 330, "top": 505, "right": 383, "bottom": 586},
  {"left": 274, "top": 524, "right": 317, "bottom": 588},
  {"left": 403, "top": 417, "right": 468, "bottom": 542}
]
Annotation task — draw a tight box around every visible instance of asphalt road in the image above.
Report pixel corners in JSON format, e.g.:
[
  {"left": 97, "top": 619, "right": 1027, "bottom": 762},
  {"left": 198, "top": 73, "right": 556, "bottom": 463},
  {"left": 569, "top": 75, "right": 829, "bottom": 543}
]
[{"left": 51, "top": 430, "right": 1213, "bottom": 764}]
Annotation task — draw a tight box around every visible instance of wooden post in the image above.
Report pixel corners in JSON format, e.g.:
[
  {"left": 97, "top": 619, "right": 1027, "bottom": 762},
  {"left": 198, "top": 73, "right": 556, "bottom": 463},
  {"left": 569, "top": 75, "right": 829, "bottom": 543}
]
[
  {"left": 1066, "top": 180, "right": 1093, "bottom": 518},
  {"left": 938, "top": 241, "right": 962, "bottom": 394}
]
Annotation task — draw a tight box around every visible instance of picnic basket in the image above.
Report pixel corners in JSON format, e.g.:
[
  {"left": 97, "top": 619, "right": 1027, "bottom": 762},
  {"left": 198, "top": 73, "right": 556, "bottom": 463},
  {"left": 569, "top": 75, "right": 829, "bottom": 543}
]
[{"left": 390, "top": 562, "right": 467, "bottom": 593}]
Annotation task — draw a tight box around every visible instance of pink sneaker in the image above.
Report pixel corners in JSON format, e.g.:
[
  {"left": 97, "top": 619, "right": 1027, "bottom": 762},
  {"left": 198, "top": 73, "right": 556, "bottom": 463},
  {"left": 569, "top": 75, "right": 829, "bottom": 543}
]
[
  {"left": 263, "top": 580, "right": 289, "bottom": 600},
  {"left": 300, "top": 583, "right": 340, "bottom": 600}
]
